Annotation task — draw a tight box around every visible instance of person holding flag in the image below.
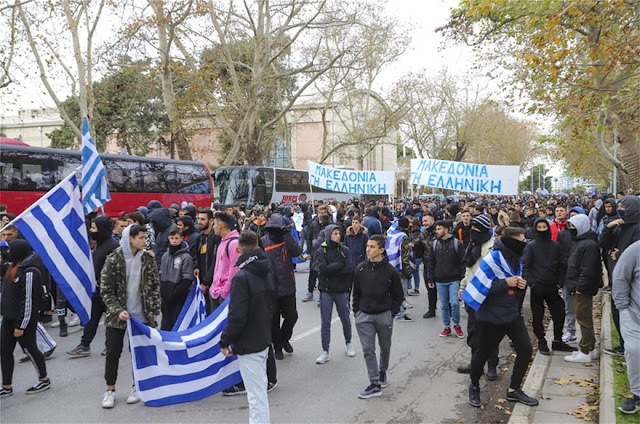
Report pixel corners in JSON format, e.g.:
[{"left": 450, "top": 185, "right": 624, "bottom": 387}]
[{"left": 462, "top": 227, "right": 538, "bottom": 408}]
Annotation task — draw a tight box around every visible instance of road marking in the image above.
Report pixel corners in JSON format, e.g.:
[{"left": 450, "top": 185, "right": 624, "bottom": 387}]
[{"left": 290, "top": 317, "right": 340, "bottom": 342}]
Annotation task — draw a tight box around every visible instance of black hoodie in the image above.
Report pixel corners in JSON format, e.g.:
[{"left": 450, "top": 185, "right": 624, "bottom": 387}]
[
  {"left": 219, "top": 249, "right": 276, "bottom": 355},
  {"left": 600, "top": 195, "right": 640, "bottom": 259},
  {"left": 475, "top": 239, "right": 526, "bottom": 326},
  {"left": 93, "top": 216, "right": 120, "bottom": 286},
  {"left": 353, "top": 255, "right": 404, "bottom": 316},
  {"left": 1, "top": 243, "right": 43, "bottom": 328},
  {"left": 522, "top": 218, "right": 563, "bottom": 287},
  {"left": 149, "top": 208, "right": 174, "bottom": 269}
]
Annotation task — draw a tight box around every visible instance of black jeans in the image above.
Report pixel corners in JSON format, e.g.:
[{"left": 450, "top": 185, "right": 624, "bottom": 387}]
[
  {"left": 530, "top": 284, "right": 565, "bottom": 342},
  {"left": 271, "top": 294, "right": 298, "bottom": 349},
  {"left": 606, "top": 255, "right": 625, "bottom": 348},
  {"left": 1, "top": 319, "right": 47, "bottom": 385},
  {"left": 465, "top": 304, "right": 498, "bottom": 367},
  {"left": 471, "top": 316, "right": 532, "bottom": 389},
  {"left": 80, "top": 292, "right": 107, "bottom": 347},
  {"left": 308, "top": 268, "right": 318, "bottom": 293},
  {"left": 104, "top": 327, "right": 128, "bottom": 386}
]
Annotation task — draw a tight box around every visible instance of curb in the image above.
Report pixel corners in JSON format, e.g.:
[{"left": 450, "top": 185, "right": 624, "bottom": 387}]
[
  {"left": 599, "top": 295, "right": 617, "bottom": 424},
  {"left": 508, "top": 319, "right": 555, "bottom": 424}
]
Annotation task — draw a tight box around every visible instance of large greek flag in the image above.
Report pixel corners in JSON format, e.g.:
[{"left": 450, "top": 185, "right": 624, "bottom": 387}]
[
  {"left": 81, "top": 117, "right": 111, "bottom": 214},
  {"left": 172, "top": 281, "right": 207, "bottom": 332},
  {"left": 12, "top": 173, "right": 96, "bottom": 324},
  {"left": 128, "top": 297, "right": 243, "bottom": 407},
  {"left": 462, "top": 250, "right": 521, "bottom": 311}
]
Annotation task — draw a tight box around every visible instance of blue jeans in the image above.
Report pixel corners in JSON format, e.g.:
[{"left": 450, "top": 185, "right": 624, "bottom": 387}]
[
  {"left": 436, "top": 281, "right": 460, "bottom": 327},
  {"left": 319, "top": 291, "right": 351, "bottom": 352},
  {"left": 411, "top": 258, "right": 423, "bottom": 290}
]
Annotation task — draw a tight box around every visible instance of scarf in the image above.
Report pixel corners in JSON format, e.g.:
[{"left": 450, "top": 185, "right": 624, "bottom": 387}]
[{"left": 462, "top": 229, "right": 493, "bottom": 268}]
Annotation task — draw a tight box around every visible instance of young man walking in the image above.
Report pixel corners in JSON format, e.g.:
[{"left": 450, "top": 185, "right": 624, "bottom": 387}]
[
  {"left": 220, "top": 231, "right": 276, "bottom": 424},
  {"left": 353, "top": 235, "right": 404, "bottom": 399},
  {"left": 100, "top": 225, "right": 160, "bottom": 409},
  {"left": 426, "top": 220, "right": 465, "bottom": 337}
]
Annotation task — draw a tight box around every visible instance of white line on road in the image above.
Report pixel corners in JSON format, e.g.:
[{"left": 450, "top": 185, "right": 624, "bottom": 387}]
[{"left": 290, "top": 317, "right": 340, "bottom": 342}]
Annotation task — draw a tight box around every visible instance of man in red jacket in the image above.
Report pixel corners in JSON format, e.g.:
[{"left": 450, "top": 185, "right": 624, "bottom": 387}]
[{"left": 550, "top": 205, "right": 568, "bottom": 241}]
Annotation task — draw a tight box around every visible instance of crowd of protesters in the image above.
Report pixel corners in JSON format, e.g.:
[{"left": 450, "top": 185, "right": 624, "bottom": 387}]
[{"left": 1, "top": 188, "right": 639, "bottom": 419}]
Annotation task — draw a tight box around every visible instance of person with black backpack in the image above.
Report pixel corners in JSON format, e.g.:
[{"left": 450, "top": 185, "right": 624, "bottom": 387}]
[{"left": 0, "top": 239, "right": 51, "bottom": 398}]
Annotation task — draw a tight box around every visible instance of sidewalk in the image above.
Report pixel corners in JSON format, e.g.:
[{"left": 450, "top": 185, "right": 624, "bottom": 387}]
[{"left": 509, "top": 293, "right": 606, "bottom": 424}]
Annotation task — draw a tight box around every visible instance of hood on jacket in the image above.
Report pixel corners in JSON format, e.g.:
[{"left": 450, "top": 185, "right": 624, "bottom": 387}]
[
  {"left": 135, "top": 206, "right": 149, "bottom": 221},
  {"left": 620, "top": 195, "right": 640, "bottom": 224},
  {"left": 120, "top": 225, "right": 135, "bottom": 258},
  {"left": 183, "top": 205, "right": 197, "bottom": 220},
  {"left": 265, "top": 213, "right": 286, "bottom": 229},
  {"left": 7, "top": 239, "right": 31, "bottom": 263},
  {"left": 568, "top": 214, "right": 590, "bottom": 237},
  {"left": 603, "top": 198, "right": 618, "bottom": 214},
  {"left": 93, "top": 216, "right": 114, "bottom": 243},
  {"left": 533, "top": 217, "right": 551, "bottom": 240},
  {"left": 322, "top": 224, "right": 341, "bottom": 245},
  {"left": 147, "top": 200, "right": 163, "bottom": 211},
  {"left": 283, "top": 206, "right": 292, "bottom": 217},
  {"left": 569, "top": 206, "right": 585, "bottom": 216},
  {"left": 346, "top": 225, "right": 368, "bottom": 236},
  {"left": 148, "top": 208, "right": 173, "bottom": 232},
  {"left": 236, "top": 248, "right": 271, "bottom": 276},
  {"left": 594, "top": 199, "right": 603, "bottom": 210}
]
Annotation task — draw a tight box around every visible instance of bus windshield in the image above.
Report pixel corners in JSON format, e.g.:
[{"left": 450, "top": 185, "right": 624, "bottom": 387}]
[{"left": 215, "top": 167, "right": 258, "bottom": 205}]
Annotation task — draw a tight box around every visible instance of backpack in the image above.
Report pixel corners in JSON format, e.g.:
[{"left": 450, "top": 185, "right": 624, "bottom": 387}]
[
  {"left": 225, "top": 237, "right": 239, "bottom": 259},
  {"left": 432, "top": 238, "right": 461, "bottom": 256}
]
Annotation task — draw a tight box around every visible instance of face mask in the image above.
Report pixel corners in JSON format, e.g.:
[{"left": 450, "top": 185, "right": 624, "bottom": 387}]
[
  {"left": 569, "top": 228, "right": 578, "bottom": 238},
  {"left": 91, "top": 231, "right": 100, "bottom": 241},
  {"left": 502, "top": 237, "right": 526, "bottom": 256},
  {"left": 618, "top": 209, "right": 626, "bottom": 220}
]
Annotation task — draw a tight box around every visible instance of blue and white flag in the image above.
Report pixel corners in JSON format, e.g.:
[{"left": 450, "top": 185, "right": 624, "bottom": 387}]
[
  {"left": 172, "top": 281, "right": 207, "bottom": 332},
  {"left": 13, "top": 173, "right": 96, "bottom": 324},
  {"left": 81, "top": 117, "right": 111, "bottom": 214},
  {"left": 462, "top": 250, "right": 521, "bottom": 311},
  {"left": 128, "top": 297, "right": 243, "bottom": 407}
]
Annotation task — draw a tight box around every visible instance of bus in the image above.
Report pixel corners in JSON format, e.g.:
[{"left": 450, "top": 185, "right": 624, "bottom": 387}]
[
  {"left": 0, "top": 143, "right": 214, "bottom": 217},
  {"left": 213, "top": 166, "right": 356, "bottom": 206}
]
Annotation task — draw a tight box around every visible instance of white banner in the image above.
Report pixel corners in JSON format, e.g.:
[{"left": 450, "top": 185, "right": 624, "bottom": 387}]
[
  {"left": 307, "top": 161, "right": 395, "bottom": 195},
  {"left": 410, "top": 159, "right": 520, "bottom": 195}
]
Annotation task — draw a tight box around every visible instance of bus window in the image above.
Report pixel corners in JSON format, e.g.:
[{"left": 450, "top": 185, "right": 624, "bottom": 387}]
[
  {"left": 176, "top": 164, "right": 211, "bottom": 194},
  {"left": 104, "top": 159, "right": 142, "bottom": 192},
  {"left": 275, "top": 169, "right": 308, "bottom": 192},
  {"left": 51, "top": 153, "right": 81, "bottom": 185},
  {"left": 256, "top": 168, "right": 274, "bottom": 205},
  {"left": 141, "top": 162, "right": 173, "bottom": 193},
  {"left": 0, "top": 150, "right": 54, "bottom": 191},
  {"left": 215, "top": 167, "right": 255, "bottom": 205}
]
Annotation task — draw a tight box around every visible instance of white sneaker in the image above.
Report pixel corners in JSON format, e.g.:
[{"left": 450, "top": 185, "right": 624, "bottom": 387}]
[
  {"left": 564, "top": 350, "right": 591, "bottom": 363},
  {"left": 562, "top": 332, "right": 577, "bottom": 343},
  {"left": 126, "top": 386, "right": 139, "bottom": 404},
  {"left": 590, "top": 349, "right": 600, "bottom": 361},
  {"left": 316, "top": 351, "right": 330, "bottom": 364},
  {"left": 102, "top": 390, "right": 115, "bottom": 409},
  {"left": 68, "top": 314, "right": 81, "bottom": 327},
  {"left": 402, "top": 300, "right": 413, "bottom": 309},
  {"left": 346, "top": 343, "right": 356, "bottom": 357}
]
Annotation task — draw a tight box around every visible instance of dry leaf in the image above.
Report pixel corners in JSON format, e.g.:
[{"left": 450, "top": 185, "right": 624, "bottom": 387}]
[
  {"left": 623, "top": 394, "right": 634, "bottom": 399},
  {"left": 501, "top": 367, "right": 510, "bottom": 372},
  {"left": 554, "top": 378, "right": 571, "bottom": 385},
  {"left": 573, "top": 379, "right": 598, "bottom": 388},
  {"left": 540, "top": 394, "right": 552, "bottom": 400},
  {"left": 582, "top": 363, "right": 593, "bottom": 367},
  {"left": 504, "top": 410, "right": 512, "bottom": 415},
  {"left": 497, "top": 398, "right": 507, "bottom": 404},
  {"left": 568, "top": 392, "right": 580, "bottom": 397},
  {"left": 495, "top": 405, "right": 505, "bottom": 411}
]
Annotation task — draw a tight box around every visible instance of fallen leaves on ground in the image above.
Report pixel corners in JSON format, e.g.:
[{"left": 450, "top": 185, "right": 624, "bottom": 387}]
[
  {"left": 582, "top": 363, "right": 593, "bottom": 367},
  {"left": 573, "top": 379, "right": 598, "bottom": 388},
  {"left": 568, "top": 392, "right": 580, "bottom": 397},
  {"left": 539, "top": 394, "right": 553, "bottom": 400},
  {"left": 497, "top": 398, "right": 507, "bottom": 404},
  {"left": 554, "top": 378, "right": 571, "bottom": 385},
  {"left": 623, "top": 393, "right": 634, "bottom": 399},
  {"left": 568, "top": 404, "right": 598, "bottom": 421}
]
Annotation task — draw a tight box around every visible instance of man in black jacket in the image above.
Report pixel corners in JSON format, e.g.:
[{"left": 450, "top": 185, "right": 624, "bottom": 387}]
[
  {"left": 426, "top": 220, "right": 465, "bottom": 338},
  {"left": 522, "top": 218, "right": 576, "bottom": 356},
  {"left": 468, "top": 227, "right": 539, "bottom": 408},
  {"left": 302, "top": 206, "right": 331, "bottom": 302},
  {"left": 261, "top": 214, "right": 303, "bottom": 360},
  {"left": 353, "top": 235, "right": 404, "bottom": 399},
  {"left": 193, "top": 208, "right": 220, "bottom": 314},
  {"left": 220, "top": 231, "right": 276, "bottom": 424},
  {"left": 67, "top": 217, "right": 120, "bottom": 357},
  {"left": 563, "top": 214, "right": 602, "bottom": 363},
  {"left": 315, "top": 225, "right": 355, "bottom": 364}
]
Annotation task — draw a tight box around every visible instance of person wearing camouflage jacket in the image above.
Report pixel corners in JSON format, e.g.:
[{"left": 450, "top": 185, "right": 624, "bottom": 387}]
[{"left": 100, "top": 224, "right": 160, "bottom": 408}]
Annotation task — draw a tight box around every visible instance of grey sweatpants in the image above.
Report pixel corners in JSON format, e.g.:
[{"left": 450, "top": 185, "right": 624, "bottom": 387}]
[
  {"left": 562, "top": 285, "right": 576, "bottom": 336},
  {"left": 237, "top": 347, "right": 270, "bottom": 424},
  {"left": 355, "top": 310, "right": 393, "bottom": 384},
  {"left": 620, "top": 309, "right": 640, "bottom": 396}
]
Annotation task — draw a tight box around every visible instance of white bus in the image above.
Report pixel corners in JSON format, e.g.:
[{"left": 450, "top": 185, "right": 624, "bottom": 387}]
[{"left": 213, "top": 166, "right": 355, "bottom": 206}]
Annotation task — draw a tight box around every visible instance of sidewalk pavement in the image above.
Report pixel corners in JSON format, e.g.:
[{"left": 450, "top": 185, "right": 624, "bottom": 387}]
[{"left": 510, "top": 293, "right": 613, "bottom": 424}]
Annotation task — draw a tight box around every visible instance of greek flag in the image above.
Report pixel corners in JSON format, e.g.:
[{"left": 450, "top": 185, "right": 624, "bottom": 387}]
[
  {"left": 81, "top": 117, "right": 111, "bottom": 214},
  {"left": 462, "top": 250, "right": 521, "bottom": 311},
  {"left": 385, "top": 228, "right": 407, "bottom": 271},
  {"left": 128, "top": 297, "right": 242, "bottom": 407},
  {"left": 172, "top": 281, "right": 207, "bottom": 332},
  {"left": 12, "top": 173, "right": 96, "bottom": 324}
]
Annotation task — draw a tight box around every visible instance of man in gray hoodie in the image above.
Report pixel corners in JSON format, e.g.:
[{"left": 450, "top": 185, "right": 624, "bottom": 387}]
[{"left": 612, "top": 240, "right": 640, "bottom": 414}]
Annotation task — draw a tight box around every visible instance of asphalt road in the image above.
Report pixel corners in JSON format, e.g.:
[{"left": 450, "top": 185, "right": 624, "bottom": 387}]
[{"left": 1, "top": 264, "right": 509, "bottom": 423}]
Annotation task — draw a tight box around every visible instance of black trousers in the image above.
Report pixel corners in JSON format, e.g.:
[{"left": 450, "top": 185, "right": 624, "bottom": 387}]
[
  {"left": 271, "top": 294, "right": 298, "bottom": 349},
  {"left": 104, "top": 327, "right": 128, "bottom": 386},
  {"left": 465, "top": 304, "right": 498, "bottom": 367},
  {"left": 606, "top": 255, "right": 625, "bottom": 348},
  {"left": 80, "top": 292, "right": 107, "bottom": 347},
  {"left": 423, "top": 264, "right": 437, "bottom": 311},
  {"left": 1, "top": 319, "right": 47, "bottom": 386},
  {"left": 471, "top": 316, "right": 532, "bottom": 389},
  {"left": 161, "top": 302, "right": 183, "bottom": 331},
  {"left": 308, "top": 268, "right": 318, "bottom": 293},
  {"left": 530, "top": 284, "right": 565, "bottom": 342}
]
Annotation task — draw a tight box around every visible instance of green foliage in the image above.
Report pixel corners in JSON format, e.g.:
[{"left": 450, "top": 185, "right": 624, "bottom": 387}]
[
  {"left": 519, "top": 164, "right": 552, "bottom": 192},
  {"left": 47, "top": 58, "right": 169, "bottom": 154}
]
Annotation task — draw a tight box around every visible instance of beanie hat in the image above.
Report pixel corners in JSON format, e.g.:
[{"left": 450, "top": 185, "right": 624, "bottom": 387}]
[
  {"left": 398, "top": 217, "right": 410, "bottom": 229},
  {"left": 472, "top": 214, "right": 491, "bottom": 232}
]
